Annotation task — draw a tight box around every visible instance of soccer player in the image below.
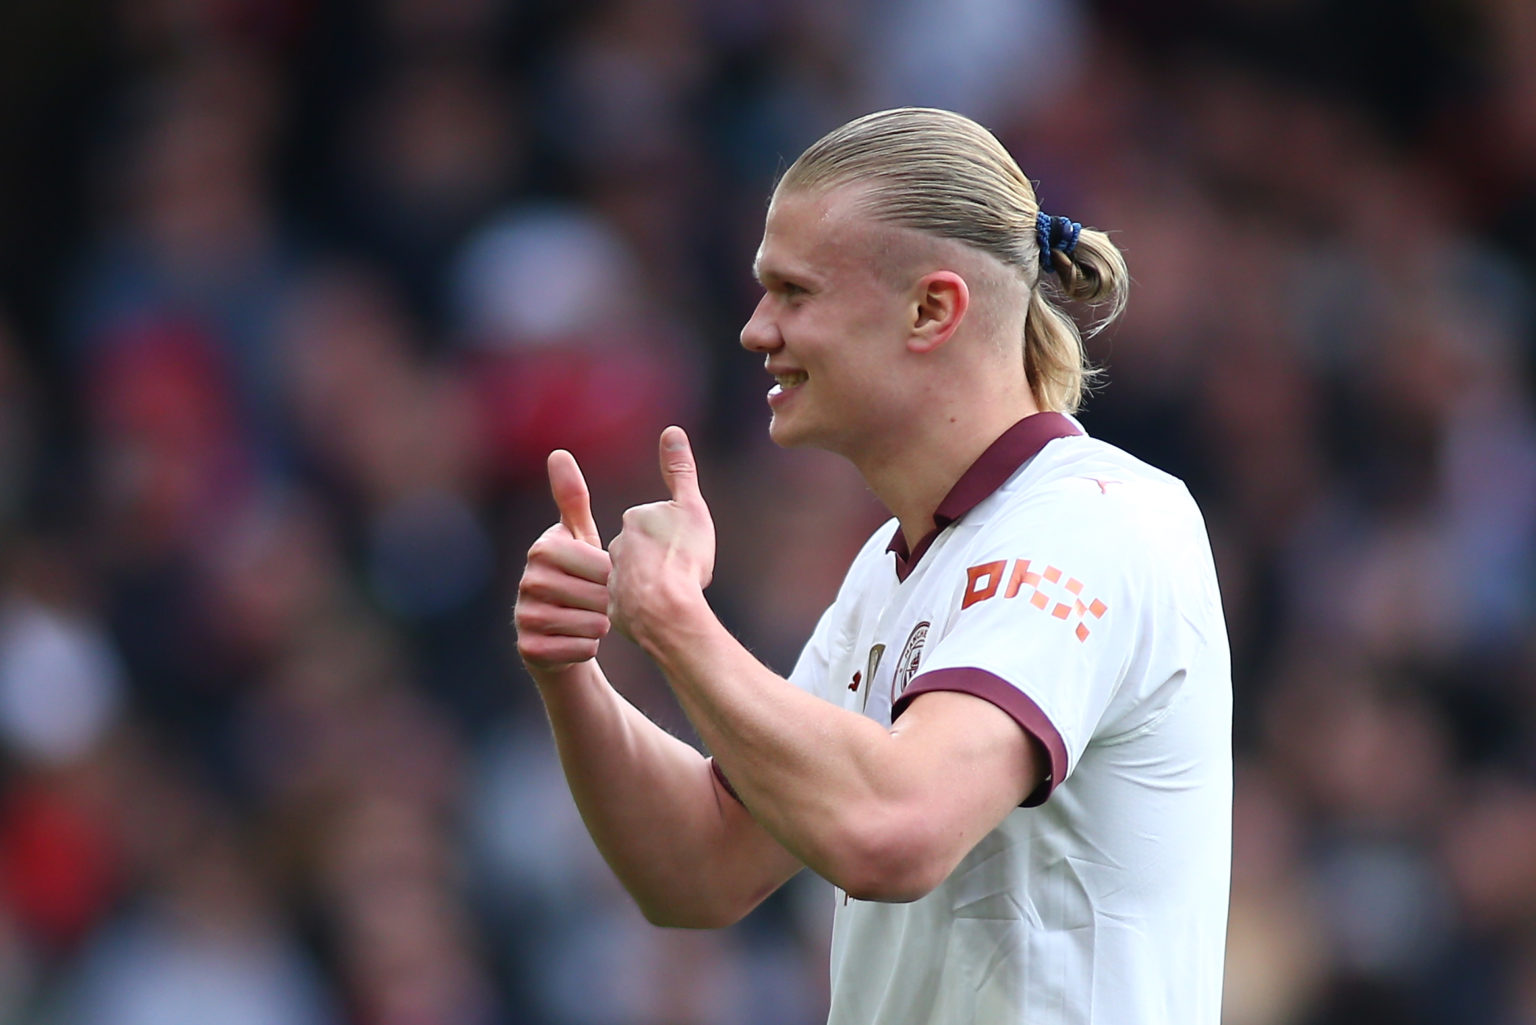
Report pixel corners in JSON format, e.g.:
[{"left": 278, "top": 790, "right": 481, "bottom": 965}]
[{"left": 515, "top": 107, "right": 1231, "bottom": 1024}]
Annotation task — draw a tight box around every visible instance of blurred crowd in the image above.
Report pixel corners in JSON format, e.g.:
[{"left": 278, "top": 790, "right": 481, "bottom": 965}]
[{"left": 0, "top": 0, "right": 1533, "bottom": 1023}]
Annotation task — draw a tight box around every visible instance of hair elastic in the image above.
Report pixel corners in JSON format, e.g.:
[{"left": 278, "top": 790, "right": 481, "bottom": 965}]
[{"left": 1035, "top": 211, "right": 1082, "bottom": 269}]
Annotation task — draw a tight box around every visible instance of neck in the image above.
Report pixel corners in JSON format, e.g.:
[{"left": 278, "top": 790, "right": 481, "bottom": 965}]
[{"left": 855, "top": 400, "right": 1042, "bottom": 551}]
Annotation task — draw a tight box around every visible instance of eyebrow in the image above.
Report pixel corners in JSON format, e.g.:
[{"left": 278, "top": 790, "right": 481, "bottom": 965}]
[
  {"left": 751, "top": 250, "right": 777, "bottom": 285},
  {"left": 752, "top": 257, "right": 814, "bottom": 289}
]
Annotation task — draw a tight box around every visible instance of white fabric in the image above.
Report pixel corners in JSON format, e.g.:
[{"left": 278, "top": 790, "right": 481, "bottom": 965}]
[{"left": 788, "top": 433, "right": 1232, "bottom": 1025}]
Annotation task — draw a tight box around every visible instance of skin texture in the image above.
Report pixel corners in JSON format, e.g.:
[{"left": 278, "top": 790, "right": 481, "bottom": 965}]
[{"left": 514, "top": 184, "right": 1048, "bottom": 922}]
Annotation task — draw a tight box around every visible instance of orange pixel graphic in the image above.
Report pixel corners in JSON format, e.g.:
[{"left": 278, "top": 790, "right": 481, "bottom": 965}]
[{"left": 961, "top": 558, "right": 1107, "bottom": 641}]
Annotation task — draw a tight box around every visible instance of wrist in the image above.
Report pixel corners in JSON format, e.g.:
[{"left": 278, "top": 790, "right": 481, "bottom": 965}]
[
  {"left": 529, "top": 658, "right": 604, "bottom": 698},
  {"left": 629, "top": 578, "right": 714, "bottom": 662}
]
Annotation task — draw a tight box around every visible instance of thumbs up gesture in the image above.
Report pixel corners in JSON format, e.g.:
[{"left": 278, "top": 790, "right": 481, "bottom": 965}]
[
  {"left": 514, "top": 449, "right": 613, "bottom": 673},
  {"left": 607, "top": 427, "right": 718, "bottom": 643}
]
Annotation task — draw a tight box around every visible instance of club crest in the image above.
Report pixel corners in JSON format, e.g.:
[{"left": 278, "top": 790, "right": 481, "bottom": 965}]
[{"left": 891, "top": 621, "right": 930, "bottom": 702}]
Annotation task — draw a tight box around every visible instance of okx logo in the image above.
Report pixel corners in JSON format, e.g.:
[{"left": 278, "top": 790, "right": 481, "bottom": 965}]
[{"left": 962, "top": 559, "right": 1106, "bottom": 642}]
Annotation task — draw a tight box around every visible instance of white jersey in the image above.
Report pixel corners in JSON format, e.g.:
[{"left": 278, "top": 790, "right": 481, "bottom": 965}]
[{"left": 789, "top": 413, "right": 1231, "bottom": 1025}]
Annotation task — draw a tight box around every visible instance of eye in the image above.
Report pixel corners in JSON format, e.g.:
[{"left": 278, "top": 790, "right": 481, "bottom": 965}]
[{"left": 755, "top": 270, "right": 813, "bottom": 303}]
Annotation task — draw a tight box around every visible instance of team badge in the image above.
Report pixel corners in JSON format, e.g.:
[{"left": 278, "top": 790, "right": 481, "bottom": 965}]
[{"left": 890, "top": 621, "right": 930, "bottom": 702}]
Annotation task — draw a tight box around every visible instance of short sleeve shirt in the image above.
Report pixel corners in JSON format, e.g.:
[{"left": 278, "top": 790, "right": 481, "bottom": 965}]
[{"left": 787, "top": 413, "right": 1232, "bottom": 1025}]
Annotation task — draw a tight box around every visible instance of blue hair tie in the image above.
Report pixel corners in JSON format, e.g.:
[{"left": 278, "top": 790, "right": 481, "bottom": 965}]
[{"left": 1035, "top": 210, "right": 1082, "bottom": 270}]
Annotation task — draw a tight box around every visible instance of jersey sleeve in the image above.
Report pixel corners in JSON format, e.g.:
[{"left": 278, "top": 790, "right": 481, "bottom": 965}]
[{"left": 892, "top": 493, "right": 1138, "bottom": 806}]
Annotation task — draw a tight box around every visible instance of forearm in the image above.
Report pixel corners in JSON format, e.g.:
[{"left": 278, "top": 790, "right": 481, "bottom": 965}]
[
  {"left": 631, "top": 595, "right": 960, "bottom": 901},
  {"left": 600, "top": 427, "right": 1031, "bottom": 901},
  {"left": 532, "top": 658, "right": 799, "bottom": 926}
]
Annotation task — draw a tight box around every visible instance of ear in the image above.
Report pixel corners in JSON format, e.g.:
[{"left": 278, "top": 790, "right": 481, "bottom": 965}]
[{"left": 907, "top": 271, "right": 969, "bottom": 354}]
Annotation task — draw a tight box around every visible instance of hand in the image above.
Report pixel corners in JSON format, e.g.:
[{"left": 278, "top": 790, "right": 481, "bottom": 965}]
[
  {"left": 514, "top": 449, "right": 612, "bottom": 673},
  {"left": 608, "top": 427, "right": 716, "bottom": 642}
]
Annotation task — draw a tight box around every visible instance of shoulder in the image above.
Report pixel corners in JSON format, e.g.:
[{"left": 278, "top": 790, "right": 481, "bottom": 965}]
[
  {"left": 997, "top": 437, "right": 1198, "bottom": 533},
  {"left": 965, "top": 437, "right": 1214, "bottom": 593}
]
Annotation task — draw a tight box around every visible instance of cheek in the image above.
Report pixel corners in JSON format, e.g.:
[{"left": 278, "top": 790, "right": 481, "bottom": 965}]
[{"left": 844, "top": 289, "right": 909, "bottom": 338}]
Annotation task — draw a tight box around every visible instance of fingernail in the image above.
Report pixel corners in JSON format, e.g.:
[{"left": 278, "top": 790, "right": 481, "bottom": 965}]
[{"left": 664, "top": 427, "right": 686, "bottom": 450}]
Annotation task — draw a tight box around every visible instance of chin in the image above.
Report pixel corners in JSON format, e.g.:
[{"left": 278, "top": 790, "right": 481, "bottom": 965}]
[
  {"left": 767, "top": 419, "right": 807, "bottom": 451},
  {"left": 767, "top": 416, "right": 802, "bottom": 449}
]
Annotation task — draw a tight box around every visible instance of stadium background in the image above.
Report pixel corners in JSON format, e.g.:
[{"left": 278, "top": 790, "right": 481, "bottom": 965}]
[{"left": 0, "top": 0, "right": 1534, "bottom": 1022}]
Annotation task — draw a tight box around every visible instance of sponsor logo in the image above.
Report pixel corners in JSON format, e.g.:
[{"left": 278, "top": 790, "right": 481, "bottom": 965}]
[
  {"left": 861, "top": 644, "right": 885, "bottom": 712},
  {"left": 962, "top": 559, "right": 1106, "bottom": 642}
]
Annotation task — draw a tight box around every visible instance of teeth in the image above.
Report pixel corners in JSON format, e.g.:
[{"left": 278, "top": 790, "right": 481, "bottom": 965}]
[{"left": 775, "top": 371, "right": 808, "bottom": 388}]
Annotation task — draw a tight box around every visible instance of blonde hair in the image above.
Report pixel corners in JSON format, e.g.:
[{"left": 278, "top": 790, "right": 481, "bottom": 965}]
[{"left": 778, "top": 107, "right": 1129, "bottom": 413}]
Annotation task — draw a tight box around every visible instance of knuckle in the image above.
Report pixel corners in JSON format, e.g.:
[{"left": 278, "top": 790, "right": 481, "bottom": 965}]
[
  {"left": 530, "top": 526, "right": 579, "bottom": 561},
  {"left": 518, "top": 575, "right": 555, "bottom": 602},
  {"left": 517, "top": 571, "right": 553, "bottom": 603},
  {"left": 621, "top": 501, "right": 656, "bottom": 526},
  {"left": 518, "top": 605, "right": 555, "bottom": 633}
]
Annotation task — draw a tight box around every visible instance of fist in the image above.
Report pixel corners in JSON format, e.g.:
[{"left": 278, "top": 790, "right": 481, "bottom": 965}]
[
  {"left": 514, "top": 450, "right": 612, "bottom": 672},
  {"left": 607, "top": 427, "right": 716, "bottom": 640}
]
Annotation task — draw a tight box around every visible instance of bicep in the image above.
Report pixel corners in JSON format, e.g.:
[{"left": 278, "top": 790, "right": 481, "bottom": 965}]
[{"left": 887, "top": 690, "right": 1048, "bottom": 860}]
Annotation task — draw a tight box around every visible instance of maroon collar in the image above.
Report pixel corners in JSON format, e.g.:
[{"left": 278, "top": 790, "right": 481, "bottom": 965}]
[{"left": 887, "top": 412, "right": 1083, "bottom": 581}]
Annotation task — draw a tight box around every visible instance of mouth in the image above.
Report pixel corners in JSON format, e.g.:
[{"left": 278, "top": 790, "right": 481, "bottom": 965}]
[{"left": 765, "top": 364, "right": 808, "bottom": 404}]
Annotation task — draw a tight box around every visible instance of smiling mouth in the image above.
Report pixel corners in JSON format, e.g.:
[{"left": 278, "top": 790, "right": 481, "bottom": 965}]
[{"left": 774, "top": 371, "right": 808, "bottom": 389}]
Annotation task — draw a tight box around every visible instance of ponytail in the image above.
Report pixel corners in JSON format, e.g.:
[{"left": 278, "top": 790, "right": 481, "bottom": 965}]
[{"left": 1027, "top": 219, "right": 1129, "bottom": 412}]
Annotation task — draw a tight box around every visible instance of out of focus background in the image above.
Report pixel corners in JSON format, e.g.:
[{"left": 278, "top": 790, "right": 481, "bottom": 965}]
[{"left": 0, "top": 0, "right": 1533, "bottom": 1022}]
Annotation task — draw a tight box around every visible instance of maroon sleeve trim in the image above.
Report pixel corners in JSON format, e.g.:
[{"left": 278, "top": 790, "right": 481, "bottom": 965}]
[
  {"left": 891, "top": 667, "right": 1068, "bottom": 807},
  {"left": 710, "top": 757, "right": 744, "bottom": 806}
]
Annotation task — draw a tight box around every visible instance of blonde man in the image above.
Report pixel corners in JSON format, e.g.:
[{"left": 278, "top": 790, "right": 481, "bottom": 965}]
[{"left": 516, "top": 108, "right": 1231, "bottom": 1024}]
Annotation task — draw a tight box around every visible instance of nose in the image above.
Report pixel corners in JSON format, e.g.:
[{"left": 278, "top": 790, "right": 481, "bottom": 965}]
[{"left": 739, "top": 293, "right": 780, "bottom": 354}]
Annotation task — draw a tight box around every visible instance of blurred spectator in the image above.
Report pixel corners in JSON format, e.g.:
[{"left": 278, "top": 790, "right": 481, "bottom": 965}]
[
  {"left": 328, "top": 58, "right": 524, "bottom": 324},
  {"left": 449, "top": 202, "right": 705, "bottom": 494},
  {"left": 0, "top": 1, "right": 1532, "bottom": 1023},
  {"left": 68, "top": 49, "right": 296, "bottom": 471},
  {"left": 857, "top": 0, "right": 1088, "bottom": 125},
  {"left": 54, "top": 815, "right": 339, "bottom": 1025}
]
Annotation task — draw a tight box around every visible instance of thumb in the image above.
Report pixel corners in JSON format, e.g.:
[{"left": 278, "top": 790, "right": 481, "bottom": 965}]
[
  {"left": 547, "top": 449, "right": 602, "bottom": 546},
  {"left": 658, "top": 426, "right": 704, "bottom": 508}
]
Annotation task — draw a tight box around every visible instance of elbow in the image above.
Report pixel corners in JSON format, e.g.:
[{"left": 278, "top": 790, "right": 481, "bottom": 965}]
[
  {"left": 839, "top": 864, "right": 947, "bottom": 904},
  {"left": 829, "top": 822, "right": 956, "bottom": 904}
]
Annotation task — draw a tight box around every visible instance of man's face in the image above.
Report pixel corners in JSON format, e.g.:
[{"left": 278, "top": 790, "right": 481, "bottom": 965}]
[{"left": 740, "top": 187, "right": 917, "bottom": 457}]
